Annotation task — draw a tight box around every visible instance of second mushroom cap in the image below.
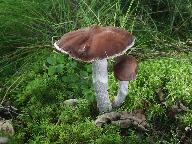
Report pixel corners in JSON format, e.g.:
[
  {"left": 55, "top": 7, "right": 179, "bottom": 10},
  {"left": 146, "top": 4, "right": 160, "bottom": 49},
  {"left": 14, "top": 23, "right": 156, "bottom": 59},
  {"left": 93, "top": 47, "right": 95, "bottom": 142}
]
[{"left": 113, "top": 55, "right": 138, "bottom": 81}]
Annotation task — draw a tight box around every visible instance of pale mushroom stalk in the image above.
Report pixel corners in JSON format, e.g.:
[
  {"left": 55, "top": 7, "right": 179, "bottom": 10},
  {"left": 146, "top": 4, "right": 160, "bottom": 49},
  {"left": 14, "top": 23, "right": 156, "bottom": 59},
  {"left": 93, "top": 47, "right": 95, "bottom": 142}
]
[
  {"left": 112, "top": 81, "right": 129, "bottom": 108},
  {"left": 92, "top": 59, "right": 112, "bottom": 112}
]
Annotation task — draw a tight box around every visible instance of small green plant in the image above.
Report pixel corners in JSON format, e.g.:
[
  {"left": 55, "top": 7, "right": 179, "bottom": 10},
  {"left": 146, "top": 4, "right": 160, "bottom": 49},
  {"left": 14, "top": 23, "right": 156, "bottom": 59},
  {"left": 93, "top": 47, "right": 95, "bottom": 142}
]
[
  {"left": 46, "top": 53, "right": 65, "bottom": 76},
  {"left": 45, "top": 52, "right": 95, "bottom": 102}
]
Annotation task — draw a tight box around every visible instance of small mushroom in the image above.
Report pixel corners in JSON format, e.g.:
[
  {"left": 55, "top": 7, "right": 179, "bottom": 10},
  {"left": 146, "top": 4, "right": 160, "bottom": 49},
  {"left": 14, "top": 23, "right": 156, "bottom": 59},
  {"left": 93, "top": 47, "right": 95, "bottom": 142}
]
[
  {"left": 112, "top": 55, "right": 138, "bottom": 108},
  {"left": 54, "top": 25, "right": 135, "bottom": 113}
]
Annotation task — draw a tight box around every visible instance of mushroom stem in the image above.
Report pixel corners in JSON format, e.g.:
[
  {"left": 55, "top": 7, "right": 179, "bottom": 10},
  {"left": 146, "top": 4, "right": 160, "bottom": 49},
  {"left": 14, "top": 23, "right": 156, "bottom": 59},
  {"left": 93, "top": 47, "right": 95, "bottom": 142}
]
[
  {"left": 112, "top": 81, "right": 129, "bottom": 108},
  {"left": 92, "top": 59, "right": 112, "bottom": 113}
]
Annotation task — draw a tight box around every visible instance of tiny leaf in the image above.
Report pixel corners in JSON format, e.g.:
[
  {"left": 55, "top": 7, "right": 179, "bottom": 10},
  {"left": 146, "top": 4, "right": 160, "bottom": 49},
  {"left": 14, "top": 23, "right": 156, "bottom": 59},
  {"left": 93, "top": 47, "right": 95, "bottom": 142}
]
[
  {"left": 56, "top": 64, "right": 64, "bottom": 73},
  {"left": 47, "top": 56, "right": 56, "bottom": 65},
  {"left": 48, "top": 66, "right": 56, "bottom": 75}
]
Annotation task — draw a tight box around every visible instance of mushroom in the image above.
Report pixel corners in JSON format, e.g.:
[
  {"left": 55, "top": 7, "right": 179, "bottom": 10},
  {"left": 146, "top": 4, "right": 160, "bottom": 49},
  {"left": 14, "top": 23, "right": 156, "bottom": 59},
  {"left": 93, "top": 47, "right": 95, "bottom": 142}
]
[
  {"left": 53, "top": 25, "right": 135, "bottom": 113},
  {"left": 112, "top": 55, "right": 138, "bottom": 108}
]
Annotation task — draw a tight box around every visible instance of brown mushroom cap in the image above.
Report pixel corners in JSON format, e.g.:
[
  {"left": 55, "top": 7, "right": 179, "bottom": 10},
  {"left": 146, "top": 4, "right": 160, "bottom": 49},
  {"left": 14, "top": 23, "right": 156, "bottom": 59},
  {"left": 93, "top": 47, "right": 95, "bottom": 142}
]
[
  {"left": 113, "top": 55, "right": 138, "bottom": 81},
  {"left": 54, "top": 25, "right": 135, "bottom": 62}
]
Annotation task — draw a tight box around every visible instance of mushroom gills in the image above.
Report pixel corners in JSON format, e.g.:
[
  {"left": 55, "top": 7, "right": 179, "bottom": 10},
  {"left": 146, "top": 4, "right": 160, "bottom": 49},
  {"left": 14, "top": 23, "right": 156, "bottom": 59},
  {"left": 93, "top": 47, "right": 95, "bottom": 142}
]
[
  {"left": 112, "top": 81, "right": 129, "bottom": 108},
  {"left": 92, "top": 59, "right": 112, "bottom": 112}
]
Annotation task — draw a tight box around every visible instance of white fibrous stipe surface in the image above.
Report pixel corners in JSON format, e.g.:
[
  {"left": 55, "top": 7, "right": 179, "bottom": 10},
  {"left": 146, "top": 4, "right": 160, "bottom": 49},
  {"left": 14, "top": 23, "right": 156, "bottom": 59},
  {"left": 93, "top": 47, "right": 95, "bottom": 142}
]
[
  {"left": 92, "top": 59, "right": 112, "bottom": 112},
  {"left": 92, "top": 59, "right": 108, "bottom": 83},
  {"left": 112, "top": 81, "right": 129, "bottom": 108}
]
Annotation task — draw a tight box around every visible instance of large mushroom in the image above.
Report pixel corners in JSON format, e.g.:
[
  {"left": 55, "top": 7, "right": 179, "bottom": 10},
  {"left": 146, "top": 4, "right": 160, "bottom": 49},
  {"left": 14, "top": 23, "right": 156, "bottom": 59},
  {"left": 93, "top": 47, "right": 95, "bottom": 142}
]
[
  {"left": 112, "top": 55, "right": 138, "bottom": 108},
  {"left": 54, "top": 25, "right": 135, "bottom": 113}
]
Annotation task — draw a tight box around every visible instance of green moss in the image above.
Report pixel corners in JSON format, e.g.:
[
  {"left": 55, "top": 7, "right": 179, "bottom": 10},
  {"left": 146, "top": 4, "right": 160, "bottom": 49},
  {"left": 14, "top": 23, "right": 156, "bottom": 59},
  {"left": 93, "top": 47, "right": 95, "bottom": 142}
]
[{"left": 6, "top": 51, "right": 190, "bottom": 143}]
